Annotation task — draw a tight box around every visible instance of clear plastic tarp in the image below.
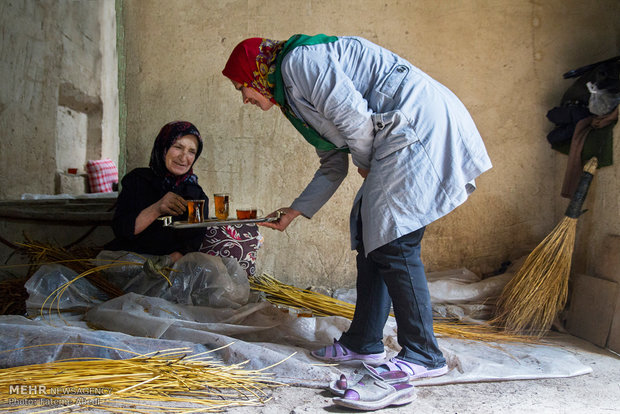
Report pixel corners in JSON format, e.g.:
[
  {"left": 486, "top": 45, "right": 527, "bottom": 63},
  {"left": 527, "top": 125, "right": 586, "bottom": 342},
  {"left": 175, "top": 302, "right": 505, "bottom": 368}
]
[{"left": 1, "top": 254, "right": 591, "bottom": 387}]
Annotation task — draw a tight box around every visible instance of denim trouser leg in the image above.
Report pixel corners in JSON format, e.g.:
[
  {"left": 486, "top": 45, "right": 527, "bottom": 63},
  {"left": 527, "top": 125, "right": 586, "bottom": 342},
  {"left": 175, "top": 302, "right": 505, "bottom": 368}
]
[
  {"left": 338, "top": 239, "right": 392, "bottom": 354},
  {"left": 340, "top": 226, "right": 446, "bottom": 368}
]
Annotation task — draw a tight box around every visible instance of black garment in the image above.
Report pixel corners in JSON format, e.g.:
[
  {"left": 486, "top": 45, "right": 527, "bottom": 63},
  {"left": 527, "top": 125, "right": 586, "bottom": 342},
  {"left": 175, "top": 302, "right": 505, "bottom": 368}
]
[
  {"left": 547, "top": 57, "right": 620, "bottom": 147},
  {"left": 105, "top": 168, "right": 208, "bottom": 255}
]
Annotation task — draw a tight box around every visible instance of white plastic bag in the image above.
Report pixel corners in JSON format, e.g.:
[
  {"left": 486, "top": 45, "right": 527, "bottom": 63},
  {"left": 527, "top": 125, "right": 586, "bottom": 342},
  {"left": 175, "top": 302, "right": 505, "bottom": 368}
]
[
  {"left": 587, "top": 81, "right": 620, "bottom": 115},
  {"left": 95, "top": 250, "right": 250, "bottom": 308}
]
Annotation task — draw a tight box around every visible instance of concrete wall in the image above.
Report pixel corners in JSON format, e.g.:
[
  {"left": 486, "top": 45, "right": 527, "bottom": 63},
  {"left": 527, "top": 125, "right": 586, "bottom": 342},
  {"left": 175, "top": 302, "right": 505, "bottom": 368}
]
[
  {"left": 118, "top": 0, "right": 619, "bottom": 288},
  {"left": 0, "top": 0, "right": 118, "bottom": 198},
  {"left": 1, "top": 1, "right": 618, "bottom": 290}
]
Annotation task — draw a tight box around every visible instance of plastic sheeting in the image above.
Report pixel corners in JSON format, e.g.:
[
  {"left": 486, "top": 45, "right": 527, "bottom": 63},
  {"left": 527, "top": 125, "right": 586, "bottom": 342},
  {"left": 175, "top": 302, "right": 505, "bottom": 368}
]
[
  {"left": 95, "top": 250, "right": 250, "bottom": 308},
  {"left": 0, "top": 260, "right": 593, "bottom": 388},
  {"left": 335, "top": 266, "right": 517, "bottom": 322},
  {"left": 0, "top": 315, "right": 208, "bottom": 369}
]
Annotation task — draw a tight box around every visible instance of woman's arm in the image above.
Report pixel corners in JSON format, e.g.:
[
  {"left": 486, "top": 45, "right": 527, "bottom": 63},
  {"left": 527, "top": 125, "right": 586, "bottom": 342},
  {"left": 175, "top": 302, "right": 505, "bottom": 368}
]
[
  {"left": 133, "top": 192, "right": 187, "bottom": 235},
  {"left": 289, "top": 148, "right": 349, "bottom": 218},
  {"left": 113, "top": 171, "right": 188, "bottom": 239}
]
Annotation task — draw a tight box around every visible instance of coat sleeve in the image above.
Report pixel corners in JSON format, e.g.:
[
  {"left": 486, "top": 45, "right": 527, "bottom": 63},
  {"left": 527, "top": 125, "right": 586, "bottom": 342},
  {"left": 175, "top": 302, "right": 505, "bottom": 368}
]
[
  {"left": 290, "top": 148, "right": 348, "bottom": 218},
  {"left": 281, "top": 47, "right": 375, "bottom": 170}
]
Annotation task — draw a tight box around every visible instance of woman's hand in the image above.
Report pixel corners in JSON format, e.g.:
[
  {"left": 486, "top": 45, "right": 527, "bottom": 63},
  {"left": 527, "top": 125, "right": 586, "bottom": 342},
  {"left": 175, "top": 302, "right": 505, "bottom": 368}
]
[
  {"left": 169, "top": 251, "right": 183, "bottom": 263},
  {"left": 259, "top": 207, "right": 301, "bottom": 232},
  {"left": 157, "top": 192, "right": 187, "bottom": 216},
  {"left": 134, "top": 192, "right": 187, "bottom": 235}
]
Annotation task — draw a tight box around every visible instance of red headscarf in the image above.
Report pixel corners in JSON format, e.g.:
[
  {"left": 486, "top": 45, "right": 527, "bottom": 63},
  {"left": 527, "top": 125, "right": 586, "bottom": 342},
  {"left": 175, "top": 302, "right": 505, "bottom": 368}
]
[{"left": 222, "top": 38, "right": 285, "bottom": 104}]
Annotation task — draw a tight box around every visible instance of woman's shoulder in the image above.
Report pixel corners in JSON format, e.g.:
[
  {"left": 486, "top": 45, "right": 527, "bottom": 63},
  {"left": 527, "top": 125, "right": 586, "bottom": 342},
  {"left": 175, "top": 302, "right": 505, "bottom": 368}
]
[
  {"left": 120, "top": 167, "right": 159, "bottom": 188},
  {"left": 122, "top": 167, "right": 154, "bottom": 180}
]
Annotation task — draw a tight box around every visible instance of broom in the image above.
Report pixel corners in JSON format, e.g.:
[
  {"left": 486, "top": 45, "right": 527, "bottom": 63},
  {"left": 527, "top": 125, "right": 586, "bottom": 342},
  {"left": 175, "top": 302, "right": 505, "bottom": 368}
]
[{"left": 492, "top": 157, "right": 598, "bottom": 336}]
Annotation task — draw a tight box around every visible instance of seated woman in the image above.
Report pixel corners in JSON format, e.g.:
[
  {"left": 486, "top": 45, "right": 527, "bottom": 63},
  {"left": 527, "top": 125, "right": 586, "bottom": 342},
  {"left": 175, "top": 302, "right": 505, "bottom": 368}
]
[
  {"left": 102, "top": 120, "right": 261, "bottom": 307},
  {"left": 105, "top": 120, "right": 207, "bottom": 263}
]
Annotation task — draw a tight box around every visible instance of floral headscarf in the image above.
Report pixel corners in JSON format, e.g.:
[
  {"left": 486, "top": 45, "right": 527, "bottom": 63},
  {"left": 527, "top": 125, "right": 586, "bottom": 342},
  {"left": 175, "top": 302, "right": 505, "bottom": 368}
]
[
  {"left": 222, "top": 37, "right": 285, "bottom": 104},
  {"left": 149, "top": 121, "right": 203, "bottom": 190}
]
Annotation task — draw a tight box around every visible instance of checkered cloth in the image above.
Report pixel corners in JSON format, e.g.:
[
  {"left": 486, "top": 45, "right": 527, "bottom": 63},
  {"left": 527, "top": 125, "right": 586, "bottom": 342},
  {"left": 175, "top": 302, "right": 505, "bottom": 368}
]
[{"left": 86, "top": 158, "right": 118, "bottom": 193}]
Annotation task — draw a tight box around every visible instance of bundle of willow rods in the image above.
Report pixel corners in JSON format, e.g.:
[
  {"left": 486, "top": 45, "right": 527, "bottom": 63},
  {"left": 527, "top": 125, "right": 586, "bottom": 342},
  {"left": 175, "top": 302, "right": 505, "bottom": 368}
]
[
  {"left": 16, "top": 238, "right": 124, "bottom": 298},
  {"left": 492, "top": 157, "right": 598, "bottom": 337},
  {"left": 250, "top": 273, "right": 533, "bottom": 344},
  {"left": 0, "top": 344, "right": 284, "bottom": 413},
  {"left": 250, "top": 273, "right": 358, "bottom": 318},
  {"left": 39, "top": 256, "right": 172, "bottom": 323}
]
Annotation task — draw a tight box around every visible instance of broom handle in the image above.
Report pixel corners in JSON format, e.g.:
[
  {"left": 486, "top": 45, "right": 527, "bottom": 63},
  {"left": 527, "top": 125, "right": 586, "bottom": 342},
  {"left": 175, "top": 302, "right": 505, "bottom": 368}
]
[{"left": 565, "top": 157, "right": 598, "bottom": 218}]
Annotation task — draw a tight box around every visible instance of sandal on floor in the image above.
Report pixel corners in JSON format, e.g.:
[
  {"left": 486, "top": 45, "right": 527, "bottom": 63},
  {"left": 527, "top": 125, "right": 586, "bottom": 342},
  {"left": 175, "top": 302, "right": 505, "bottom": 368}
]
[
  {"left": 311, "top": 339, "right": 386, "bottom": 365},
  {"left": 365, "top": 357, "right": 449, "bottom": 380},
  {"left": 332, "top": 374, "right": 417, "bottom": 411},
  {"left": 328, "top": 369, "right": 409, "bottom": 396}
]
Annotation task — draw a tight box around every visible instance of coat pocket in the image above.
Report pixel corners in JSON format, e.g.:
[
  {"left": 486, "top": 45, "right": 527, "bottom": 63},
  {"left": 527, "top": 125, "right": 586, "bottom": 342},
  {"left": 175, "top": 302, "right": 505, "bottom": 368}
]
[
  {"left": 379, "top": 64, "right": 410, "bottom": 98},
  {"left": 372, "top": 110, "right": 418, "bottom": 160}
]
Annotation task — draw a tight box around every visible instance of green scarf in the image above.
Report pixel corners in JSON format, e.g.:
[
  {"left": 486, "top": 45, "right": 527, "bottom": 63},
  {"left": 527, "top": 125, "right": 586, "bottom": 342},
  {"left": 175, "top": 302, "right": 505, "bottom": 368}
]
[{"left": 269, "top": 34, "right": 349, "bottom": 153}]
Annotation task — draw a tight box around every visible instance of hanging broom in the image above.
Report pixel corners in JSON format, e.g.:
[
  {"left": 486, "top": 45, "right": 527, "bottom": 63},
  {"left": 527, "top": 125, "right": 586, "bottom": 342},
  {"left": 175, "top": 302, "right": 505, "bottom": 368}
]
[{"left": 492, "top": 157, "right": 598, "bottom": 336}]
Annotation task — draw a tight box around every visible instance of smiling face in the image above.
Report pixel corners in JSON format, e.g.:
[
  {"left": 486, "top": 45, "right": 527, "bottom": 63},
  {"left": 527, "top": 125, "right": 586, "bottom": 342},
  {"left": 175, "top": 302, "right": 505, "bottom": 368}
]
[
  {"left": 232, "top": 81, "right": 275, "bottom": 111},
  {"left": 164, "top": 134, "right": 199, "bottom": 176}
]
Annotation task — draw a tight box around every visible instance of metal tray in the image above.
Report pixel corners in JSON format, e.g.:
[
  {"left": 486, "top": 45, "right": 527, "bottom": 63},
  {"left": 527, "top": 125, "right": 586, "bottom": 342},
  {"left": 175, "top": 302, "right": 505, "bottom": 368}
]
[{"left": 159, "top": 216, "right": 278, "bottom": 229}]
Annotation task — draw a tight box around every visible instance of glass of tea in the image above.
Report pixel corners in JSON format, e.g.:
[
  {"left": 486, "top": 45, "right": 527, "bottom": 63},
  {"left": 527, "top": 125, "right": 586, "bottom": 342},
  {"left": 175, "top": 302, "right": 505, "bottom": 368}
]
[
  {"left": 214, "top": 193, "right": 230, "bottom": 220},
  {"left": 187, "top": 200, "right": 205, "bottom": 223},
  {"left": 236, "top": 207, "right": 260, "bottom": 220}
]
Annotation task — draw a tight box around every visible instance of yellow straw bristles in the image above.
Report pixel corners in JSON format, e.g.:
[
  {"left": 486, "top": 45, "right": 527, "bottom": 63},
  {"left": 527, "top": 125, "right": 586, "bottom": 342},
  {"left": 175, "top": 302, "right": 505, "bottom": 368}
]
[
  {"left": 492, "top": 216, "right": 577, "bottom": 337},
  {"left": 0, "top": 344, "right": 284, "bottom": 413},
  {"left": 250, "top": 273, "right": 535, "bottom": 344}
]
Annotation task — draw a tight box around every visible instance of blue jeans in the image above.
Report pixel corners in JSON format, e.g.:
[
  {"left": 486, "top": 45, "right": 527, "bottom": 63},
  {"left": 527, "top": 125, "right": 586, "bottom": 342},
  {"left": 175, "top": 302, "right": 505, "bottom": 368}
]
[{"left": 339, "top": 224, "right": 446, "bottom": 369}]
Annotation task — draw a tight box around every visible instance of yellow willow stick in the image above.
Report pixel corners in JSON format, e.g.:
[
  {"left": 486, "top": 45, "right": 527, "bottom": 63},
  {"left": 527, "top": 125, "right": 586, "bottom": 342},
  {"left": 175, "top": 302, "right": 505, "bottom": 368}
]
[
  {"left": 1, "top": 350, "right": 284, "bottom": 413},
  {"left": 39, "top": 260, "right": 174, "bottom": 324},
  {"left": 42, "top": 262, "right": 135, "bottom": 325},
  {"left": 0, "top": 342, "right": 147, "bottom": 358},
  {"left": 31, "top": 375, "right": 163, "bottom": 414}
]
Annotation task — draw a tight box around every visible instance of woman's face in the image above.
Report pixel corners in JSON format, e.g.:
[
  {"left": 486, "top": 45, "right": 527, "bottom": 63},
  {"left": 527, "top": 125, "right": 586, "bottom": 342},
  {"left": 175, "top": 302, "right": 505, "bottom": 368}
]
[
  {"left": 232, "top": 81, "right": 274, "bottom": 111},
  {"left": 165, "top": 134, "right": 198, "bottom": 176}
]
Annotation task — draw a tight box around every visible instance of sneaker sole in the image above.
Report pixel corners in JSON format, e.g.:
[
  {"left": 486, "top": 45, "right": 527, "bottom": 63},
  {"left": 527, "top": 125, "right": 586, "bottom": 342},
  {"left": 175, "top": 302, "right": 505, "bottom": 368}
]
[
  {"left": 310, "top": 351, "right": 387, "bottom": 366},
  {"left": 410, "top": 364, "right": 449, "bottom": 380}
]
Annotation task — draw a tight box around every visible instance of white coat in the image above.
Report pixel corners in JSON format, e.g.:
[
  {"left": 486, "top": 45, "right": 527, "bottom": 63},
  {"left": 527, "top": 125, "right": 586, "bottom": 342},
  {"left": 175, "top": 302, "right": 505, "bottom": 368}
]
[{"left": 283, "top": 36, "right": 492, "bottom": 254}]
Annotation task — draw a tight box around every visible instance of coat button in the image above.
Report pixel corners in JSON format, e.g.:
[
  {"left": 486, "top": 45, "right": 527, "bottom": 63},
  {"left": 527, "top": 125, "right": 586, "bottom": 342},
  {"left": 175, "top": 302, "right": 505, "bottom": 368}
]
[{"left": 376, "top": 122, "right": 384, "bottom": 129}]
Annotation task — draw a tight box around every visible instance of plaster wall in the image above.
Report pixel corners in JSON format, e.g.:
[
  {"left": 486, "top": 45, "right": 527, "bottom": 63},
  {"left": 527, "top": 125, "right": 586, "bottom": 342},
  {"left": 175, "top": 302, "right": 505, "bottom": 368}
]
[
  {"left": 119, "top": 0, "right": 619, "bottom": 288},
  {"left": 0, "top": 0, "right": 118, "bottom": 199}
]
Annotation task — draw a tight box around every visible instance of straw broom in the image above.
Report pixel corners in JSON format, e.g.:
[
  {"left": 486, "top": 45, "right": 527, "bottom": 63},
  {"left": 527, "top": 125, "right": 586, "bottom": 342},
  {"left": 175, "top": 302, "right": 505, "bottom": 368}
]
[{"left": 492, "top": 157, "right": 598, "bottom": 337}]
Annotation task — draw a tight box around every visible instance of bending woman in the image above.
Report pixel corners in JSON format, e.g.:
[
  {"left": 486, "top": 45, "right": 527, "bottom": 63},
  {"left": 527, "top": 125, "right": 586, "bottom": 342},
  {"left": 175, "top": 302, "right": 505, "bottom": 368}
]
[{"left": 222, "top": 35, "right": 492, "bottom": 379}]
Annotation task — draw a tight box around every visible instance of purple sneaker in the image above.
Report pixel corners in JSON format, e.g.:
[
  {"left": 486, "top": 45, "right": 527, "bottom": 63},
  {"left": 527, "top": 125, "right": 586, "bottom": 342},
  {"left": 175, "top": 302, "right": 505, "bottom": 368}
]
[
  {"left": 365, "top": 357, "right": 448, "bottom": 380},
  {"left": 310, "top": 339, "right": 386, "bottom": 366}
]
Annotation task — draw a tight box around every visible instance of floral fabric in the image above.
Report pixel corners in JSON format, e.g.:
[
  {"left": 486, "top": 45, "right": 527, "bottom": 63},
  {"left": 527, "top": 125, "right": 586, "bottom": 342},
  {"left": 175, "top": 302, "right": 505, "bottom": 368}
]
[{"left": 199, "top": 224, "right": 263, "bottom": 276}]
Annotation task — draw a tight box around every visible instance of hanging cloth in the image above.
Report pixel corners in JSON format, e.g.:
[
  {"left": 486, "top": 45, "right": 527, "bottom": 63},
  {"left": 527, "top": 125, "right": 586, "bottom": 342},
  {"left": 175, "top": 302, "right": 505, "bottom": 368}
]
[{"left": 561, "top": 107, "right": 618, "bottom": 198}]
